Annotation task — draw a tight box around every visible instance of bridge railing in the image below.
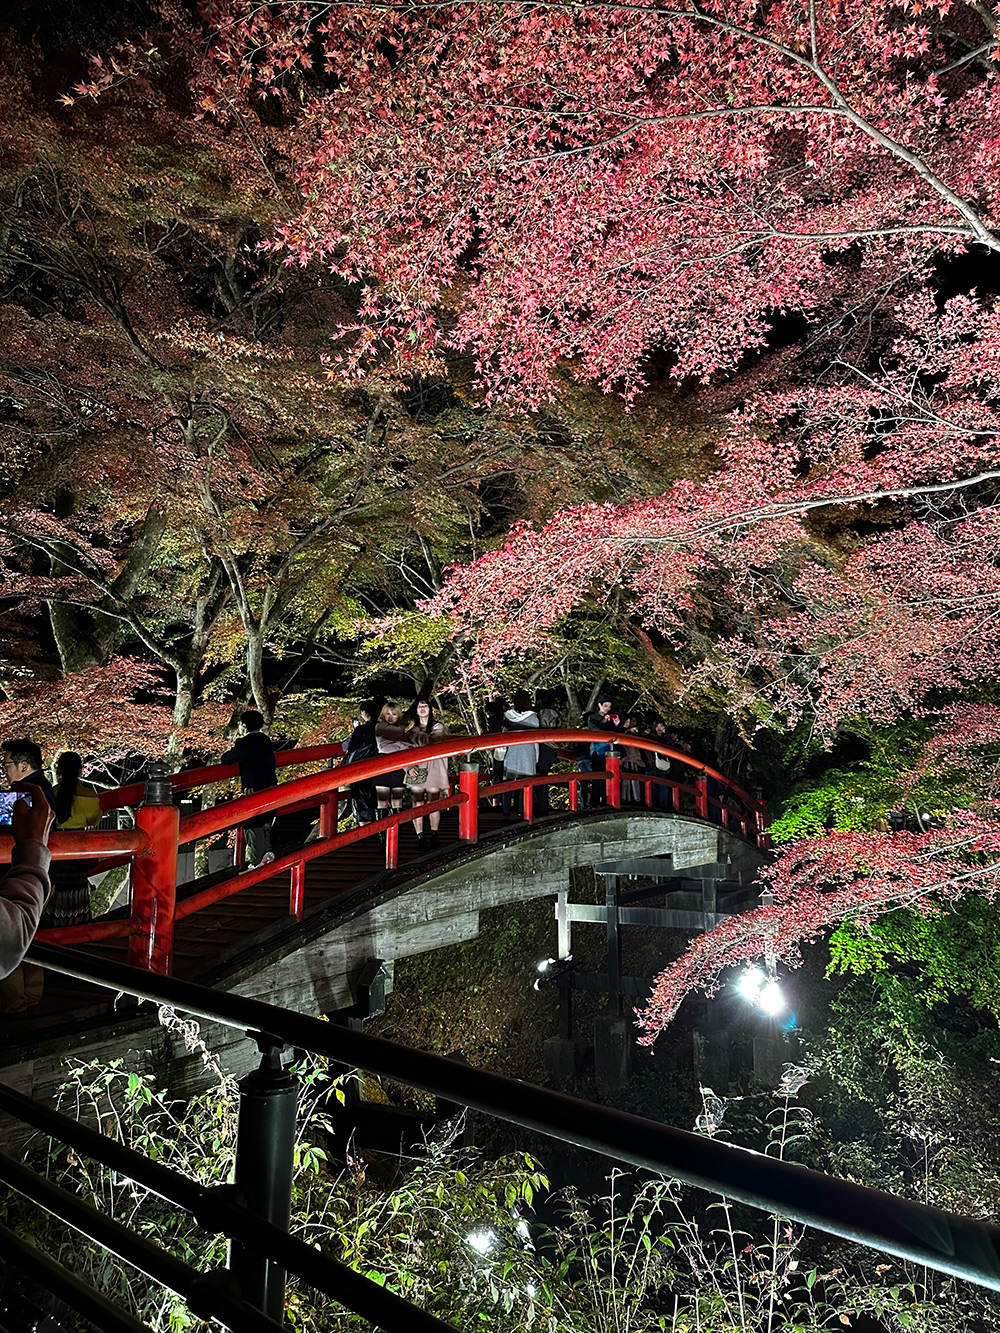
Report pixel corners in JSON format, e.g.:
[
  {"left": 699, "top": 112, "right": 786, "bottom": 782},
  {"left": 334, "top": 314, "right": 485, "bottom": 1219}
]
[
  {"left": 7, "top": 731, "right": 767, "bottom": 974},
  {"left": 3, "top": 941, "right": 998, "bottom": 1333}
]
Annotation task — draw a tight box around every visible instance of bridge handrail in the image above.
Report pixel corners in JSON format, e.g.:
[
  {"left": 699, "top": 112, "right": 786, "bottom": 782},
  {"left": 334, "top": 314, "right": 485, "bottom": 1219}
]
[
  {"left": 22, "top": 941, "right": 1000, "bottom": 1298},
  {"left": 175, "top": 730, "right": 763, "bottom": 844},
  {"left": 27, "top": 729, "right": 768, "bottom": 970},
  {"left": 99, "top": 743, "right": 345, "bottom": 811}
]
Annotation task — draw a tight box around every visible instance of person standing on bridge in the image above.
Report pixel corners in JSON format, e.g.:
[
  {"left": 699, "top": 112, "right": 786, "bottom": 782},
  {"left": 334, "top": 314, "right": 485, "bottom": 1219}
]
[
  {"left": 43, "top": 751, "right": 103, "bottom": 933},
  {"left": 375, "top": 703, "right": 414, "bottom": 828},
  {"left": 585, "top": 695, "right": 620, "bottom": 807},
  {"left": 502, "top": 690, "right": 539, "bottom": 819},
  {"left": 648, "top": 719, "right": 673, "bottom": 809},
  {"left": 0, "top": 784, "right": 55, "bottom": 1015},
  {"left": 221, "top": 710, "right": 278, "bottom": 870},
  {"left": 406, "top": 699, "right": 448, "bottom": 849}
]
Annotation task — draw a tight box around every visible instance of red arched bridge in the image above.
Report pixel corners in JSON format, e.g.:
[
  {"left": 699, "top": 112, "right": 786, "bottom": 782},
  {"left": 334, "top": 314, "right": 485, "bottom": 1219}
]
[
  {"left": 0, "top": 730, "right": 769, "bottom": 977},
  {"left": 5, "top": 738, "right": 1000, "bottom": 1332}
]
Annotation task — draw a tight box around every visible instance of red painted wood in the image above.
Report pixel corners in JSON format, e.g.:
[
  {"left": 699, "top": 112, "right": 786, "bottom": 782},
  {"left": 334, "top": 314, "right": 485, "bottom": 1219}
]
[
  {"left": 605, "top": 754, "right": 621, "bottom": 809},
  {"left": 289, "top": 862, "right": 306, "bottom": 920},
  {"left": 458, "top": 768, "right": 479, "bottom": 841},
  {"left": 128, "top": 802, "right": 180, "bottom": 974}
]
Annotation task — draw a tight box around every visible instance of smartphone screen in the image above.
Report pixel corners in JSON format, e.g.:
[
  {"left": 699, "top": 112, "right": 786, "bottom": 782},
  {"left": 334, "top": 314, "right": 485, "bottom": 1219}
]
[{"left": 0, "top": 790, "right": 31, "bottom": 824}]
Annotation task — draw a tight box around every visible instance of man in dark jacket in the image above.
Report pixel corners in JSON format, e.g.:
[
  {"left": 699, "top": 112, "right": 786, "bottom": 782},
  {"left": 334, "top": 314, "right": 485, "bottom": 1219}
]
[
  {"left": 2, "top": 739, "right": 56, "bottom": 810},
  {"left": 222, "top": 710, "right": 278, "bottom": 868}
]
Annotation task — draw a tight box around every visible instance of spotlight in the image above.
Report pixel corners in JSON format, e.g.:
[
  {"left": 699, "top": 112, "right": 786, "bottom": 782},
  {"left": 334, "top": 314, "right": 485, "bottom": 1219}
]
[
  {"left": 533, "top": 954, "right": 574, "bottom": 990},
  {"left": 737, "top": 966, "right": 766, "bottom": 1002},
  {"left": 466, "top": 1230, "right": 495, "bottom": 1256},
  {"left": 757, "top": 979, "right": 785, "bottom": 1017}
]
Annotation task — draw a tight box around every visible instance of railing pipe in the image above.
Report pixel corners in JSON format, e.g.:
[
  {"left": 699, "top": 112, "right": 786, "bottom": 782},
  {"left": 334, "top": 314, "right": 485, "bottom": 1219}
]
[
  {"left": 99, "top": 743, "right": 345, "bottom": 812},
  {"left": 25, "top": 944, "right": 1000, "bottom": 1296},
  {"left": 458, "top": 764, "right": 479, "bottom": 841},
  {"left": 0, "top": 828, "right": 148, "bottom": 866},
  {"left": 128, "top": 766, "right": 179, "bottom": 974},
  {"left": 0, "top": 1149, "right": 284, "bottom": 1333},
  {"left": 0, "top": 1077, "right": 458, "bottom": 1333},
  {"left": 0, "top": 1216, "right": 154, "bottom": 1333}
]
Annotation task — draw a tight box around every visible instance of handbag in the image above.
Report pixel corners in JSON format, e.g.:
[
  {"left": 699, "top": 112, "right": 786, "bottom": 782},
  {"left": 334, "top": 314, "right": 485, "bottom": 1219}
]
[{"left": 405, "top": 763, "right": 429, "bottom": 786}]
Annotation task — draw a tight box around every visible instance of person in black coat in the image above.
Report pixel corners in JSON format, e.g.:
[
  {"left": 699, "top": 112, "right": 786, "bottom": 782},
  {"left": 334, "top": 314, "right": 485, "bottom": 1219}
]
[
  {"left": 344, "top": 699, "right": 382, "bottom": 826},
  {"left": 221, "top": 710, "right": 279, "bottom": 868}
]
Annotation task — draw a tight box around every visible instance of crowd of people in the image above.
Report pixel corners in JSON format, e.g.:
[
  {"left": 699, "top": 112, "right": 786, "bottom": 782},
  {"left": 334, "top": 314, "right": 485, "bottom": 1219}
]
[{"left": 334, "top": 690, "right": 695, "bottom": 834}]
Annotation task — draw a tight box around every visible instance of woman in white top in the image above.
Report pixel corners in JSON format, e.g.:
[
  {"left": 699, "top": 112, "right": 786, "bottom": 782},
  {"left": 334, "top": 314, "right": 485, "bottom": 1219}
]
[
  {"left": 502, "top": 690, "right": 539, "bottom": 819},
  {"left": 406, "top": 699, "right": 448, "bottom": 848},
  {"left": 374, "top": 703, "right": 414, "bottom": 822}
]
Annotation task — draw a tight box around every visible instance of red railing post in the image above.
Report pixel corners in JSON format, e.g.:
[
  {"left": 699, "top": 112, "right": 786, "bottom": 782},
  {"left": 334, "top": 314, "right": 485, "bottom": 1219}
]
[
  {"left": 385, "top": 821, "right": 399, "bottom": 870},
  {"left": 319, "top": 791, "right": 338, "bottom": 840},
  {"left": 672, "top": 784, "right": 683, "bottom": 814},
  {"left": 569, "top": 777, "right": 579, "bottom": 812},
  {"left": 129, "top": 765, "right": 180, "bottom": 975},
  {"left": 644, "top": 779, "right": 653, "bottom": 809},
  {"left": 695, "top": 771, "right": 709, "bottom": 819},
  {"left": 459, "top": 764, "right": 479, "bottom": 842},
  {"left": 290, "top": 861, "right": 306, "bottom": 920},
  {"left": 524, "top": 780, "right": 533, "bottom": 824},
  {"left": 605, "top": 752, "right": 621, "bottom": 810}
]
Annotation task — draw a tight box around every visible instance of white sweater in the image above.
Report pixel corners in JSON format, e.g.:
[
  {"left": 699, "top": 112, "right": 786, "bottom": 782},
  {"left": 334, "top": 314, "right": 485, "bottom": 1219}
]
[{"left": 503, "top": 709, "right": 540, "bottom": 775}]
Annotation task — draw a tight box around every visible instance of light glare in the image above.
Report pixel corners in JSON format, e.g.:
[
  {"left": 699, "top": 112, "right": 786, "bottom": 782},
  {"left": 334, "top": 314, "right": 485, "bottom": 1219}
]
[
  {"left": 737, "top": 966, "right": 766, "bottom": 1001},
  {"left": 466, "top": 1230, "right": 495, "bottom": 1255},
  {"left": 758, "top": 979, "right": 785, "bottom": 1016}
]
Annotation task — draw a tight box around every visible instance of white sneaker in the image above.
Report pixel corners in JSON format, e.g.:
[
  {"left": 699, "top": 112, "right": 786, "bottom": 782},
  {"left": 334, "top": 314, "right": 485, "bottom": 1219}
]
[{"left": 260, "top": 851, "right": 275, "bottom": 865}]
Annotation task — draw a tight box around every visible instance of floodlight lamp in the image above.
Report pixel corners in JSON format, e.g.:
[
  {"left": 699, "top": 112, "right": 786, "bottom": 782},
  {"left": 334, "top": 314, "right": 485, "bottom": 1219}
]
[
  {"left": 737, "top": 966, "right": 766, "bottom": 1002},
  {"left": 466, "top": 1230, "right": 495, "bottom": 1256},
  {"left": 537, "top": 958, "right": 552, "bottom": 974},
  {"left": 757, "top": 979, "right": 785, "bottom": 1017}
]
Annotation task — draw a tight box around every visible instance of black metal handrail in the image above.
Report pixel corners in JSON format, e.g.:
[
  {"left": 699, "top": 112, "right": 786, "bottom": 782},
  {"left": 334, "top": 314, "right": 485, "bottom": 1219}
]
[
  {"left": 0, "top": 1080, "right": 454, "bottom": 1333},
  {"left": 16, "top": 942, "right": 1000, "bottom": 1299}
]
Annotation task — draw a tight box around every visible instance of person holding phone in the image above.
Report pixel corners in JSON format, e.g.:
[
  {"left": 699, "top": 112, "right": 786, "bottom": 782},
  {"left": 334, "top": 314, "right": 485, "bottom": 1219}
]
[
  {"left": 1, "top": 739, "right": 55, "bottom": 810},
  {"left": 0, "top": 785, "right": 55, "bottom": 1015}
]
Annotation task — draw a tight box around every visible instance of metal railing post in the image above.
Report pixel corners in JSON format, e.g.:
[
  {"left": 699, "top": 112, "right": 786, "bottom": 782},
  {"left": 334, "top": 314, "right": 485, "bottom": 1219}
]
[
  {"left": 458, "top": 764, "right": 479, "bottom": 841},
  {"left": 230, "top": 1037, "right": 297, "bottom": 1321},
  {"left": 605, "top": 751, "right": 621, "bottom": 809},
  {"left": 129, "top": 764, "right": 179, "bottom": 974}
]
